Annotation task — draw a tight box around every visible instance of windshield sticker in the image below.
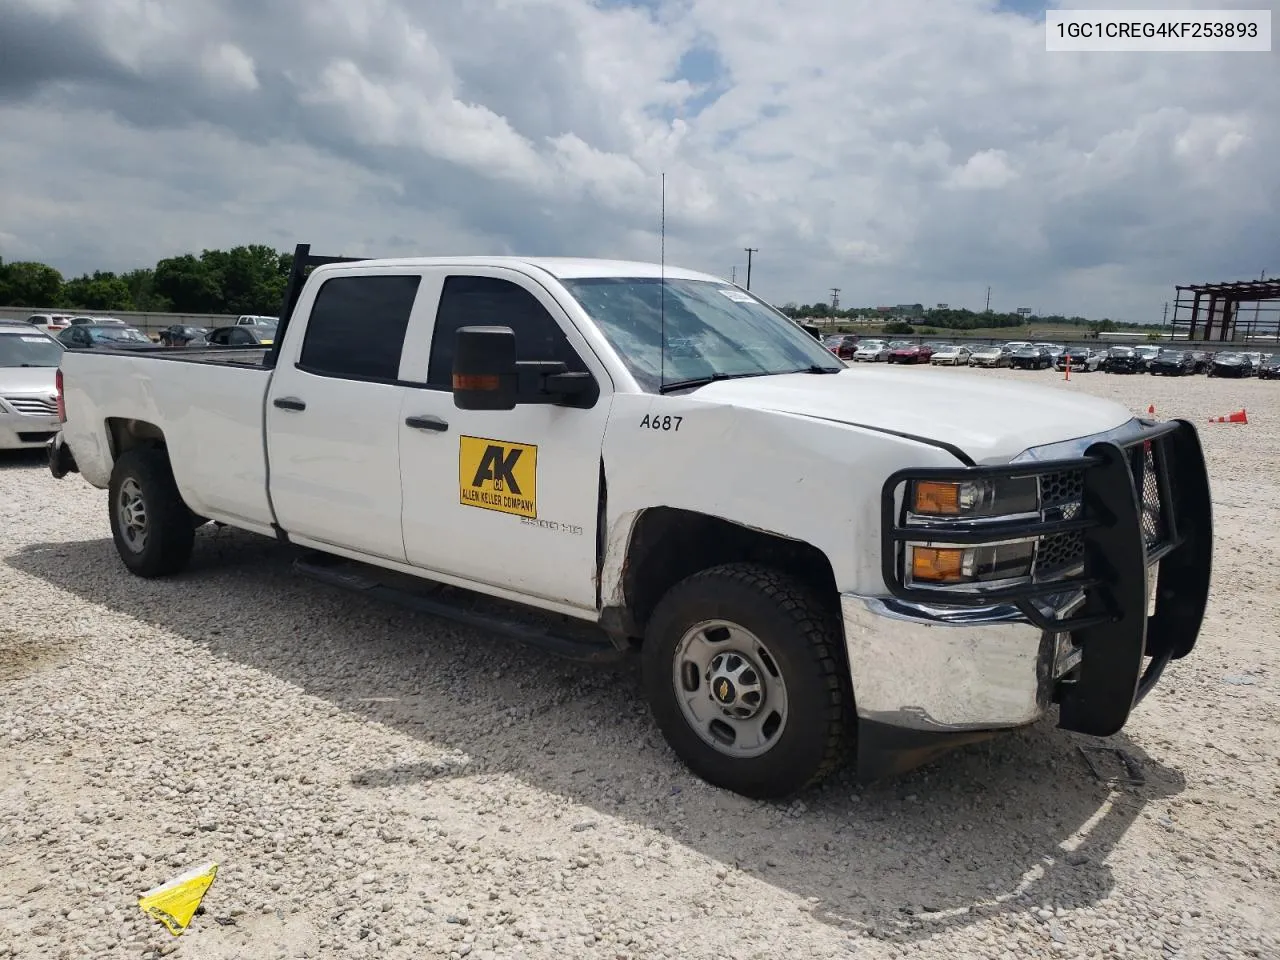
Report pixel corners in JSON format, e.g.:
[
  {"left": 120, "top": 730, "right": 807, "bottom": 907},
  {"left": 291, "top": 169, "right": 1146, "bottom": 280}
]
[
  {"left": 20, "top": 336, "right": 50, "bottom": 343},
  {"left": 458, "top": 435, "right": 537, "bottom": 518},
  {"left": 717, "top": 288, "right": 755, "bottom": 303}
]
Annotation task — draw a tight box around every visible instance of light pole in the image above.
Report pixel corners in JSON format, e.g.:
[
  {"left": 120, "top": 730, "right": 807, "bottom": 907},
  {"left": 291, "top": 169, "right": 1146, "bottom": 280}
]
[{"left": 744, "top": 248, "right": 758, "bottom": 290}]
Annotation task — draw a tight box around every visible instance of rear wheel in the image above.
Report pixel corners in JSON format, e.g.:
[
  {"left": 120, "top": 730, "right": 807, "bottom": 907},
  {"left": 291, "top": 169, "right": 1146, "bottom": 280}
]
[
  {"left": 108, "top": 448, "right": 196, "bottom": 577},
  {"left": 641, "top": 563, "right": 852, "bottom": 799}
]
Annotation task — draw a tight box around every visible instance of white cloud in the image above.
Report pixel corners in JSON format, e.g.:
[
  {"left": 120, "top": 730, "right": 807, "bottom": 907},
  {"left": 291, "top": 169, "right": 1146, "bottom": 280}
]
[
  {"left": 0, "top": 0, "right": 1275, "bottom": 320},
  {"left": 947, "top": 150, "right": 1018, "bottom": 191},
  {"left": 201, "top": 42, "right": 258, "bottom": 93}
]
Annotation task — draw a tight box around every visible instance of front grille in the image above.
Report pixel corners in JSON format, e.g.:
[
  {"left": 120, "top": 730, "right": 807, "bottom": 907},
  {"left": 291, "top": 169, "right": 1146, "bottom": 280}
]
[
  {"left": 1036, "top": 531, "right": 1085, "bottom": 576},
  {"left": 1129, "top": 442, "right": 1169, "bottom": 551},
  {"left": 1041, "top": 469, "right": 1084, "bottom": 508},
  {"left": 4, "top": 395, "right": 57, "bottom": 417}
]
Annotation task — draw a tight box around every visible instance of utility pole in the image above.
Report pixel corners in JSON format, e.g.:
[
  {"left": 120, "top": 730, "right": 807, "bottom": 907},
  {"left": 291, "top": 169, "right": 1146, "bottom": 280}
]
[
  {"left": 984, "top": 286, "right": 991, "bottom": 313},
  {"left": 1162, "top": 301, "right": 1169, "bottom": 326},
  {"left": 744, "top": 248, "right": 758, "bottom": 290},
  {"left": 1253, "top": 270, "right": 1265, "bottom": 331},
  {"left": 731, "top": 265, "right": 736, "bottom": 285},
  {"left": 830, "top": 288, "right": 840, "bottom": 311}
]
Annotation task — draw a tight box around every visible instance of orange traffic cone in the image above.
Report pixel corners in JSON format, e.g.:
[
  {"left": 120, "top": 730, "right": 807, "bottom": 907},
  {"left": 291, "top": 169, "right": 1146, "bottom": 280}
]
[{"left": 1208, "top": 409, "right": 1248, "bottom": 424}]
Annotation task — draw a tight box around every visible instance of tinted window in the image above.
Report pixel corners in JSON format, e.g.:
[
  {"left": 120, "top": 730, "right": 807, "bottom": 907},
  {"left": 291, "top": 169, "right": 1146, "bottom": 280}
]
[
  {"left": 299, "top": 274, "right": 421, "bottom": 380},
  {"left": 427, "top": 275, "right": 586, "bottom": 387}
]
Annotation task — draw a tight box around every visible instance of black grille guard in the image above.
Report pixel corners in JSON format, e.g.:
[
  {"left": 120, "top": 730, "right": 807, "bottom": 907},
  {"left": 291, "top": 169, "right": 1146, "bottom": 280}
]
[{"left": 880, "top": 418, "right": 1212, "bottom": 737}]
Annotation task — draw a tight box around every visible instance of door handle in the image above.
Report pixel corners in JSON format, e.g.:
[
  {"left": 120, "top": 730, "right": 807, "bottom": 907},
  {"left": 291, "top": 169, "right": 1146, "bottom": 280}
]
[
  {"left": 273, "top": 397, "right": 306, "bottom": 411},
  {"left": 405, "top": 415, "right": 448, "bottom": 432}
]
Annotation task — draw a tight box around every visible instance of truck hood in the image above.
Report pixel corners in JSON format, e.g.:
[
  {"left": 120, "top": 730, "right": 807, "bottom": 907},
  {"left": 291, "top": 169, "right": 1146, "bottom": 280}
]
[
  {"left": 687, "top": 367, "right": 1135, "bottom": 463},
  {"left": 0, "top": 367, "right": 58, "bottom": 394}
]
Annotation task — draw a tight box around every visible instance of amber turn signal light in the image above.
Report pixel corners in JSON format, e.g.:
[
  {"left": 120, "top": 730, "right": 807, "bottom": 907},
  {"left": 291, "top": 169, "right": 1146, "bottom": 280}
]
[
  {"left": 453, "top": 374, "right": 500, "bottom": 391},
  {"left": 911, "top": 547, "right": 968, "bottom": 582},
  {"left": 912, "top": 481, "right": 962, "bottom": 515}
]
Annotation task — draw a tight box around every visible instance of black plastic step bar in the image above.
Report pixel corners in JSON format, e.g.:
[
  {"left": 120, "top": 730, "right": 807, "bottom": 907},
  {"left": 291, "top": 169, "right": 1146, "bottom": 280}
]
[{"left": 293, "top": 551, "right": 626, "bottom": 664}]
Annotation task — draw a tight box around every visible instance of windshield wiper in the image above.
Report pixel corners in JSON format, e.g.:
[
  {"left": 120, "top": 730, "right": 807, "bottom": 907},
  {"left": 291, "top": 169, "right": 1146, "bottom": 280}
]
[
  {"left": 794, "top": 364, "right": 842, "bottom": 374},
  {"left": 658, "top": 372, "right": 765, "bottom": 394}
]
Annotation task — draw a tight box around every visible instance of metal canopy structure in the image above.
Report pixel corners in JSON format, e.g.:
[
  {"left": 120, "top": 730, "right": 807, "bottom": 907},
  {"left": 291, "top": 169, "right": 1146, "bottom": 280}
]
[{"left": 1172, "top": 277, "right": 1280, "bottom": 342}]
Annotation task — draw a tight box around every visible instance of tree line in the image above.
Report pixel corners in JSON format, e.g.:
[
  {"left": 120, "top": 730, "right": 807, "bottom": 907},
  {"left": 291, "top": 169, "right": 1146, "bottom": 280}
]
[
  {"left": 0, "top": 245, "right": 294, "bottom": 316},
  {"left": 1, "top": 244, "right": 1152, "bottom": 333},
  {"left": 778, "top": 301, "right": 1145, "bottom": 334}
]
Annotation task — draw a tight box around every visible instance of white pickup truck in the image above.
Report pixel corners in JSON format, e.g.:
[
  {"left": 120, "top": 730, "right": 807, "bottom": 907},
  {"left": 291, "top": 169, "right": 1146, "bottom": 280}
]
[{"left": 48, "top": 245, "right": 1213, "bottom": 798}]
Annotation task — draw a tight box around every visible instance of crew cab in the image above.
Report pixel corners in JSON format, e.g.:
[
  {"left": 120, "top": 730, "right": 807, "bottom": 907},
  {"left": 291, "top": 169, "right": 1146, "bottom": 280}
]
[{"left": 48, "top": 245, "right": 1213, "bottom": 799}]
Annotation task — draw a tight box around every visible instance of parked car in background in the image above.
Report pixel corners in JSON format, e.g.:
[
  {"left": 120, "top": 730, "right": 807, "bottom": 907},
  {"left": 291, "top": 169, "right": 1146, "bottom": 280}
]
[
  {"left": 1035, "top": 344, "right": 1065, "bottom": 361},
  {"left": 158, "top": 324, "right": 213, "bottom": 347},
  {"left": 1188, "top": 351, "right": 1211, "bottom": 374},
  {"left": 1258, "top": 355, "right": 1280, "bottom": 380},
  {"left": 823, "top": 334, "right": 859, "bottom": 360},
  {"left": 929, "top": 343, "right": 971, "bottom": 366},
  {"left": 0, "top": 321, "right": 64, "bottom": 449},
  {"left": 1002, "top": 341, "right": 1032, "bottom": 353},
  {"left": 236, "top": 314, "right": 279, "bottom": 327},
  {"left": 1054, "top": 346, "right": 1098, "bottom": 371},
  {"left": 1009, "top": 345, "right": 1053, "bottom": 370},
  {"left": 1208, "top": 352, "right": 1254, "bottom": 378},
  {"left": 195, "top": 324, "right": 276, "bottom": 346},
  {"left": 69, "top": 316, "right": 127, "bottom": 326},
  {"left": 58, "top": 323, "right": 154, "bottom": 350},
  {"left": 1133, "top": 345, "right": 1160, "bottom": 372},
  {"left": 888, "top": 342, "right": 933, "bottom": 364},
  {"left": 1148, "top": 349, "right": 1197, "bottom": 376},
  {"left": 26, "top": 314, "right": 74, "bottom": 335},
  {"left": 1102, "top": 346, "right": 1141, "bottom": 374},
  {"left": 852, "top": 339, "right": 889, "bottom": 362},
  {"left": 968, "top": 344, "right": 1009, "bottom": 368}
]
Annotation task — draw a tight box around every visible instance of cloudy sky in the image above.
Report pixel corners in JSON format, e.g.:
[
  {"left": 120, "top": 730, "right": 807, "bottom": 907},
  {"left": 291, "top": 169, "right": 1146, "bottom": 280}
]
[{"left": 0, "top": 0, "right": 1276, "bottom": 320}]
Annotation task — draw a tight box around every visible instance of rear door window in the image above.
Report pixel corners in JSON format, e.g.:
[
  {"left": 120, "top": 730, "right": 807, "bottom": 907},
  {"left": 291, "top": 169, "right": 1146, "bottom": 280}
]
[{"left": 299, "top": 274, "right": 422, "bottom": 381}]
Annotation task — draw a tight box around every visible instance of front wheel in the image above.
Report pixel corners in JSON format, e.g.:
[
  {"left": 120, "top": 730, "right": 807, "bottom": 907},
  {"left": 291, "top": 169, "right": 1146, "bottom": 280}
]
[
  {"left": 108, "top": 447, "right": 197, "bottom": 577},
  {"left": 641, "top": 563, "right": 852, "bottom": 799}
]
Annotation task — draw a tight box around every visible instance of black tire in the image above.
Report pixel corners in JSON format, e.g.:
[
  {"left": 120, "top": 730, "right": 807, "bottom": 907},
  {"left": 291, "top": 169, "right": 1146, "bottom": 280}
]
[
  {"left": 641, "top": 563, "right": 852, "bottom": 799},
  {"left": 108, "top": 447, "right": 196, "bottom": 577}
]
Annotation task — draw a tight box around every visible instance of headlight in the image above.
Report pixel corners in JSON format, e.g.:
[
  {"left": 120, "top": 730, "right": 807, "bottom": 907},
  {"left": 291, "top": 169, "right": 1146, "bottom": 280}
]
[
  {"left": 909, "top": 542, "right": 1036, "bottom": 584},
  {"left": 909, "top": 476, "right": 1038, "bottom": 519}
]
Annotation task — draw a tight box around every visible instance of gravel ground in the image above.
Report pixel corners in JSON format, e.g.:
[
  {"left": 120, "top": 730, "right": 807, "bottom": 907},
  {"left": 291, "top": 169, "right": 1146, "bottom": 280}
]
[{"left": 1, "top": 367, "right": 1278, "bottom": 960}]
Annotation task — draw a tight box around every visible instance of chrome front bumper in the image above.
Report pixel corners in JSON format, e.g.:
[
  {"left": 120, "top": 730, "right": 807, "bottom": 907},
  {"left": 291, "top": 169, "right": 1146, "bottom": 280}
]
[
  {"left": 842, "top": 593, "right": 1061, "bottom": 732},
  {"left": 841, "top": 593, "right": 1069, "bottom": 779}
]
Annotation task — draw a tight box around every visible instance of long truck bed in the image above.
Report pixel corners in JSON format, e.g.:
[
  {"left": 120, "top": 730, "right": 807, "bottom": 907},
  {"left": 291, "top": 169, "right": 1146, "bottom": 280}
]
[
  {"left": 58, "top": 346, "right": 276, "bottom": 533},
  {"left": 70, "top": 345, "right": 271, "bottom": 367}
]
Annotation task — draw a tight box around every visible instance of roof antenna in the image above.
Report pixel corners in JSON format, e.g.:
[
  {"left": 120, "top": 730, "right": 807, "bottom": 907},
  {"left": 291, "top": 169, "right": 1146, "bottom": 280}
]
[{"left": 660, "top": 171, "right": 666, "bottom": 391}]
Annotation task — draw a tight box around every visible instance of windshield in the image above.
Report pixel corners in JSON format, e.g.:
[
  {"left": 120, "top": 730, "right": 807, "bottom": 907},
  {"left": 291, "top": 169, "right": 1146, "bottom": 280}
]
[
  {"left": 559, "top": 277, "right": 843, "bottom": 391},
  {"left": 87, "top": 326, "right": 149, "bottom": 343},
  {"left": 0, "top": 332, "right": 64, "bottom": 367}
]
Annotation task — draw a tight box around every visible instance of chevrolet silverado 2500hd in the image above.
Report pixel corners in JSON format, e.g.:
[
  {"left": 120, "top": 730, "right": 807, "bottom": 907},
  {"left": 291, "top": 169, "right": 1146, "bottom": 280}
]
[{"left": 48, "top": 245, "right": 1213, "bottom": 799}]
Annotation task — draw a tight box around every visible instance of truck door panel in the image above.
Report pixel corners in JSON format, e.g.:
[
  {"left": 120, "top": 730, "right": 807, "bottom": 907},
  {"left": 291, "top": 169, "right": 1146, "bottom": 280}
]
[
  {"left": 397, "top": 269, "right": 612, "bottom": 610},
  {"left": 265, "top": 273, "right": 423, "bottom": 562}
]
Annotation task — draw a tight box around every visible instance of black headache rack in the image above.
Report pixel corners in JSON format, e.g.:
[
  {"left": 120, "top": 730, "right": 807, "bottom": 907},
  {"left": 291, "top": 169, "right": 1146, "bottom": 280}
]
[
  {"left": 262, "top": 243, "right": 368, "bottom": 370},
  {"left": 880, "top": 419, "right": 1212, "bottom": 738}
]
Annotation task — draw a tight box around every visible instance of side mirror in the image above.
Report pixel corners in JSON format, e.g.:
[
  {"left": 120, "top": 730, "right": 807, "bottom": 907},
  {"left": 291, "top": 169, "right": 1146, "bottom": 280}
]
[
  {"left": 452, "top": 325, "right": 600, "bottom": 411},
  {"left": 453, "top": 326, "right": 520, "bottom": 410}
]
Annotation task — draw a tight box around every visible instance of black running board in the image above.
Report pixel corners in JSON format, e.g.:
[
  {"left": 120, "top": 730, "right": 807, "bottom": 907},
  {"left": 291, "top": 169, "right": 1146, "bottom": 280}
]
[{"left": 292, "top": 551, "right": 627, "bottom": 664}]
